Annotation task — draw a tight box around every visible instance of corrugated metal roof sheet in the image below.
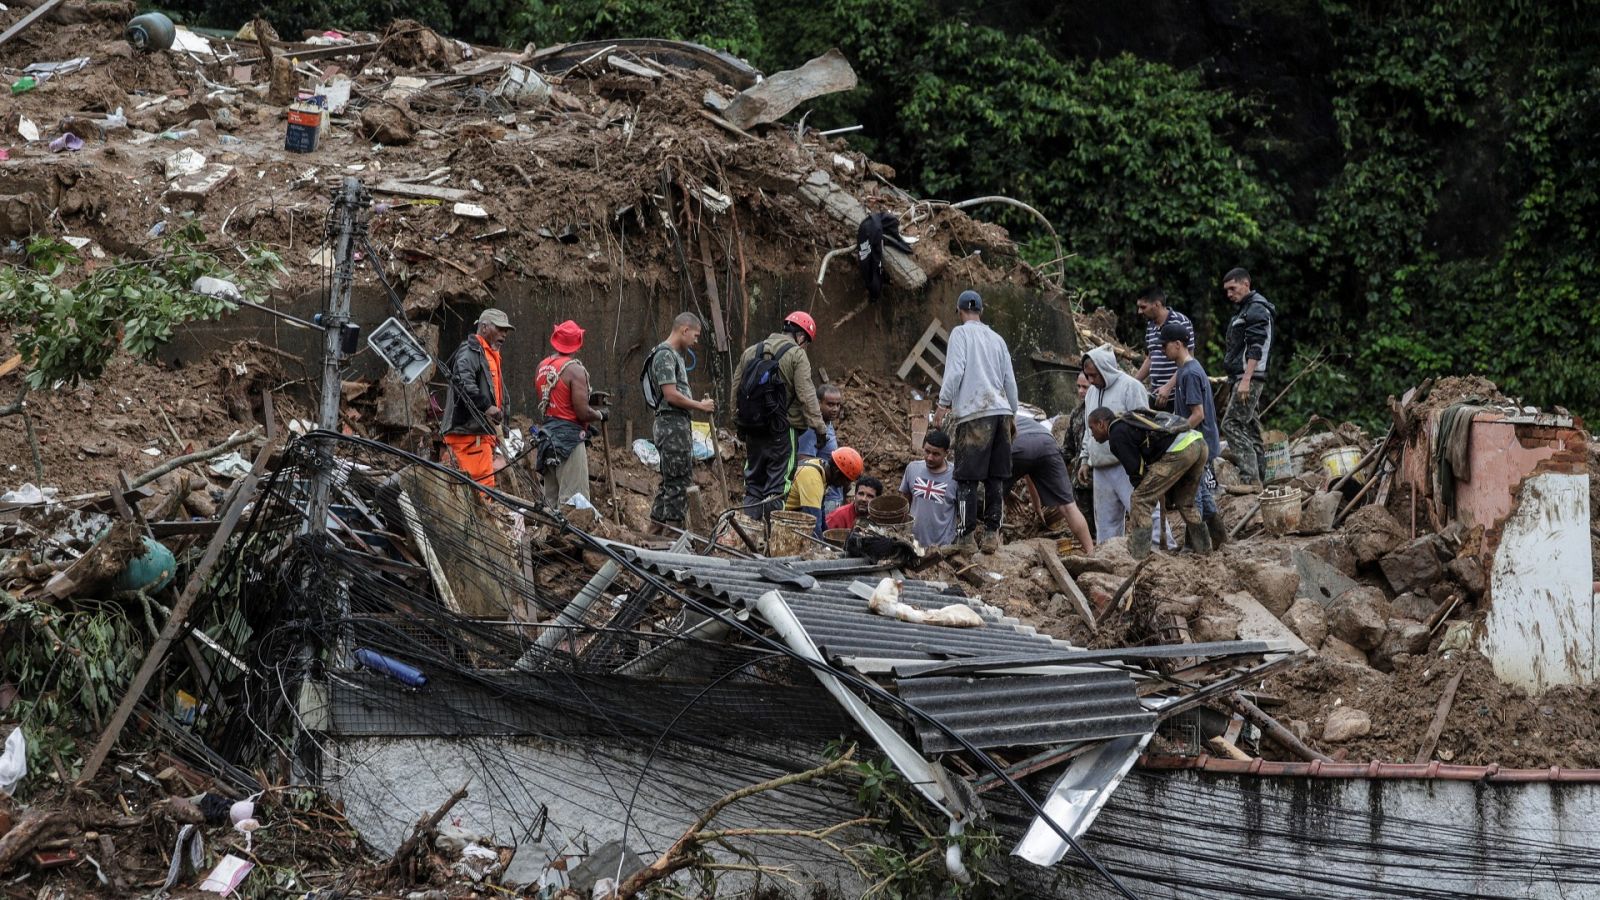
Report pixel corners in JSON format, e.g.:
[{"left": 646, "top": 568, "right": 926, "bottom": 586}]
[{"left": 897, "top": 672, "right": 1157, "bottom": 752}]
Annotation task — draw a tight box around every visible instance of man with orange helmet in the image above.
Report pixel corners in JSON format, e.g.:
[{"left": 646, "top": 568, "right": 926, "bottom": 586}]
[
  {"left": 734, "top": 311, "right": 825, "bottom": 517},
  {"left": 785, "top": 446, "right": 864, "bottom": 538}
]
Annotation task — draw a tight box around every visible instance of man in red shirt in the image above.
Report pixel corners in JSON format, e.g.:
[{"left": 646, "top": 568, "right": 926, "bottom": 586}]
[
  {"left": 825, "top": 476, "right": 883, "bottom": 530},
  {"left": 533, "top": 320, "right": 606, "bottom": 509}
]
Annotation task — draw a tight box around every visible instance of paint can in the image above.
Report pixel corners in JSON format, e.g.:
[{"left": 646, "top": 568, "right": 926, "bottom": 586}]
[
  {"left": 285, "top": 104, "right": 323, "bottom": 153},
  {"left": 1260, "top": 485, "right": 1303, "bottom": 537},
  {"left": 1321, "top": 446, "right": 1368, "bottom": 484},
  {"left": 1263, "top": 442, "right": 1294, "bottom": 483}
]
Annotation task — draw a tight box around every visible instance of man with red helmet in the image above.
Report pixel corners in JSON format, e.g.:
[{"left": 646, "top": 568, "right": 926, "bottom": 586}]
[{"left": 734, "top": 311, "right": 825, "bottom": 517}]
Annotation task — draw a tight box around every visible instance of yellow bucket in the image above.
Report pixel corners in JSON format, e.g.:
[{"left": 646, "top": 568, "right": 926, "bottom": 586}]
[{"left": 1321, "top": 446, "right": 1368, "bottom": 484}]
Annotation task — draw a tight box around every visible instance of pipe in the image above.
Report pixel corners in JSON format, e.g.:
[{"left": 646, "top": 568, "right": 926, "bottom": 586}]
[
  {"left": 1230, "top": 692, "right": 1333, "bottom": 763},
  {"left": 516, "top": 559, "right": 621, "bottom": 668}
]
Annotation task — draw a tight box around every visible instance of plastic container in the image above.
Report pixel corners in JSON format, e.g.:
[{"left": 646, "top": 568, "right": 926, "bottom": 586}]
[
  {"left": 867, "top": 493, "right": 911, "bottom": 525},
  {"left": 1320, "top": 446, "right": 1367, "bottom": 484},
  {"left": 1260, "top": 485, "right": 1303, "bottom": 537},
  {"left": 767, "top": 510, "right": 815, "bottom": 557},
  {"left": 1263, "top": 442, "right": 1294, "bottom": 483},
  {"left": 10, "top": 77, "right": 36, "bottom": 95},
  {"left": 355, "top": 648, "right": 427, "bottom": 687}
]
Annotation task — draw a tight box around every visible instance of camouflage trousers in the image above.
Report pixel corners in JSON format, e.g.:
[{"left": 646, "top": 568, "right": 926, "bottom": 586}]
[{"left": 651, "top": 412, "right": 693, "bottom": 525}]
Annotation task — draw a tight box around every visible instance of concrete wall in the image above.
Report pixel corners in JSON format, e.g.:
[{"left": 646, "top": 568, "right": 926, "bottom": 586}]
[{"left": 162, "top": 270, "right": 1082, "bottom": 433}]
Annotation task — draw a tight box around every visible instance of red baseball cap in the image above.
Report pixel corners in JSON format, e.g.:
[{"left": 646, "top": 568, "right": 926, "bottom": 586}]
[{"left": 550, "top": 320, "right": 584, "bottom": 354}]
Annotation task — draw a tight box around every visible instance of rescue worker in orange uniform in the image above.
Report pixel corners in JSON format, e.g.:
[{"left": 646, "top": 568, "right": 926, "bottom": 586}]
[{"left": 441, "top": 309, "right": 513, "bottom": 487}]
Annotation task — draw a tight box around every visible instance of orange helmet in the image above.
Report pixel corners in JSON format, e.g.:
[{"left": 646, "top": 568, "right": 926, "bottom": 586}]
[
  {"left": 784, "top": 311, "right": 817, "bottom": 341},
  {"left": 830, "top": 446, "right": 864, "bottom": 481}
]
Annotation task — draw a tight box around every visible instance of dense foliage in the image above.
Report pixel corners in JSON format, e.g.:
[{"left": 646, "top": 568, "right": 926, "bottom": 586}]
[{"left": 162, "top": 0, "right": 1598, "bottom": 425}]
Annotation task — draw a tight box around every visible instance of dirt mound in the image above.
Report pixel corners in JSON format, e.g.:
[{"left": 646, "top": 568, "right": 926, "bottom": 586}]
[{"left": 1411, "top": 375, "right": 1509, "bottom": 416}]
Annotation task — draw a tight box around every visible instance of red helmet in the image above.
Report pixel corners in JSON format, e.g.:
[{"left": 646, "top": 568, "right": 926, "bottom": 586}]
[
  {"left": 784, "top": 311, "right": 817, "bottom": 341},
  {"left": 830, "top": 447, "right": 864, "bottom": 481}
]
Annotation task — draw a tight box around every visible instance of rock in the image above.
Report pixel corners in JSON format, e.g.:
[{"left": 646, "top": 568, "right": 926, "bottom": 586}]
[
  {"left": 1281, "top": 597, "right": 1329, "bottom": 649},
  {"left": 1239, "top": 559, "right": 1301, "bottom": 617},
  {"left": 1379, "top": 534, "right": 1447, "bottom": 595},
  {"left": 1298, "top": 490, "right": 1341, "bottom": 534},
  {"left": 361, "top": 102, "right": 416, "bottom": 145},
  {"left": 1093, "top": 535, "right": 1133, "bottom": 566},
  {"left": 183, "top": 485, "right": 218, "bottom": 518},
  {"left": 1319, "top": 635, "right": 1371, "bottom": 667},
  {"left": 1153, "top": 594, "right": 1202, "bottom": 619},
  {"left": 1323, "top": 707, "right": 1372, "bottom": 742},
  {"left": 1344, "top": 506, "right": 1407, "bottom": 567},
  {"left": 1373, "top": 620, "right": 1431, "bottom": 672},
  {"left": 1191, "top": 610, "right": 1242, "bottom": 643},
  {"left": 1446, "top": 554, "right": 1488, "bottom": 597},
  {"left": 1329, "top": 586, "right": 1390, "bottom": 650},
  {"left": 1390, "top": 591, "right": 1435, "bottom": 622},
  {"left": 1304, "top": 534, "right": 1359, "bottom": 577}
]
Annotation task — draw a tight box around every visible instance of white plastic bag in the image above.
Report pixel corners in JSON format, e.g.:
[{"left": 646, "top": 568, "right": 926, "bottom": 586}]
[{"left": 1, "top": 727, "right": 28, "bottom": 796}]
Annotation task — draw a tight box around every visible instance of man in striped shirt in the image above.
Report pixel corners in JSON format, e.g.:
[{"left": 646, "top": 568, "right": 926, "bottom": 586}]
[{"left": 1132, "top": 286, "right": 1195, "bottom": 408}]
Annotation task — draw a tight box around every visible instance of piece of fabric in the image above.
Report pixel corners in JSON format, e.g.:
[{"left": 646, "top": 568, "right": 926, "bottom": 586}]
[
  {"left": 1129, "top": 439, "right": 1208, "bottom": 536},
  {"left": 645, "top": 340, "right": 689, "bottom": 410},
  {"left": 535, "top": 353, "right": 578, "bottom": 422},
  {"left": 743, "top": 426, "right": 798, "bottom": 517},
  {"left": 1222, "top": 291, "right": 1276, "bottom": 379},
  {"left": 1437, "top": 400, "right": 1487, "bottom": 518},
  {"left": 541, "top": 440, "right": 590, "bottom": 507},
  {"left": 443, "top": 433, "right": 497, "bottom": 487},
  {"left": 796, "top": 422, "right": 843, "bottom": 510},
  {"left": 1220, "top": 381, "right": 1266, "bottom": 484},
  {"left": 1011, "top": 430, "right": 1076, "bottom": 508},
  {"left": 1170, "top": 358, "right": 1221, "bottom": 461},
  {"left": 650, "top": 412, "right": 693, "bottom": 524},
  {"left": 900, "top": 459, "right": 958, "bottom": 548},
  {"left": 1092, "top": 464, "right": 1131, "bottom": 540},
  {"left": 736, "top": 333, "right": 823, "bottom": 432},
  {"left": 952, "top": 414, "right": 1014, "bottom": 481},
  {"left": 1081, "top": 344, "right": 1150, "bottom": 468},
  {"left": 856, "top": 212, "right": 912, "bottom": 303},
  {"left": 441, "top": 335, "right": 501, "bottom": 436},
  {"left": 936, "top": 320, "right": 1018, "bottom": 426},
  {"left": 1142, "top": 308, "right": 1195, "bottom": 391},
  {"left": 825, "top": 502, "right": 858, "bottom": 530}
]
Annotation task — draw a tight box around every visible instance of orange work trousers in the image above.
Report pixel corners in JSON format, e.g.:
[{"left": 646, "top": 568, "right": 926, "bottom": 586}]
[{"left": 442, "top": 433, "right": 498, "bottom": 488}]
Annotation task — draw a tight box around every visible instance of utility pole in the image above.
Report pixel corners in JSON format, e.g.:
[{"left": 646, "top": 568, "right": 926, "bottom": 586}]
[{"left": 307, "top": 177, "right": 370, "bottom": 535}]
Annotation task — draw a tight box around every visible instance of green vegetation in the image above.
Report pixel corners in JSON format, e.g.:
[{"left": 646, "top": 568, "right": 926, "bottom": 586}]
[{"left": 161, "top": 0, "right": 1598, "bottom": 424}]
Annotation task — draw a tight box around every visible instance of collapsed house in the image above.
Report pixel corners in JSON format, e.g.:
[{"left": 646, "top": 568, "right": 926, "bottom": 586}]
[{"left": 3, "top": 5, "right": 1600, "bottom": 899}]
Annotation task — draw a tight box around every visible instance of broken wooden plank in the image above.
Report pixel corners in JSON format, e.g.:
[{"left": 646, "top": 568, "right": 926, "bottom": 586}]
[
  {"left": 723, "top": 48, "right": 858, "bottom": 131},
  {"left": 796, "top": 169, "right": 926, "bottom": 290},
  {"left": 0, "top": 0, "right": 66, "bottom": 50},
  {"left": 1208, "top": 736, "right": 1252, "bottom": 761},
  {"left": 372, "top": 179, "right": 471, "bottom": 203},
  {"left": 1033, "top": 539, "right": 1096, "bottom": 631},
  {"left": 695, "top": 228, "right": 730, "bottom": 354},
  {"left": 700, "top": 109, "right": 754, "bottom": 140},
  {"left": 1414, "top": 669, "right": 1465, "bottom": 764},
  {"left": 0, "top": 354, "right": 21, "bottom": 379},
  {"left": 78, "top": 440, "right": 275, "bottom": 784},
  {"left": 607, "top": 54, "right": 665, "bottom": 79},
  {"left": 896, "top": 319, "right": 947, "bottom": 382},
  {"left": 1230, "top": 692, "right": 1333, "bottom": 763},
  {"left": 397, "top": 485, "right": 462, "bottom": 616}
]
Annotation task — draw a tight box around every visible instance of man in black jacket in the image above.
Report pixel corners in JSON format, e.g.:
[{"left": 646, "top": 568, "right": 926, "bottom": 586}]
[
  {"left": 1220, "top": 267, "right": 1276, "bottom": 485},
  {"left": 1087, "top": 407, "right": 1210, "bottom": 560},
  {"left": 441, "top": 309, "right": 513, "bottom": 487}
]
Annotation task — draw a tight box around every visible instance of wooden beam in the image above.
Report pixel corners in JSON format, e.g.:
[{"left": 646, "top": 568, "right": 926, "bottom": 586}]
[
  {"left": 607, "top": 54, "right": 665, "bottom": 79},
  {"left": 1414, "top": 670, "right": 1465, "bottom": 764},
  {"left": 371, "top": 180, "right": 471, "bottom": 203},
  {"left": 1230, "top": 692, "right": 1333, "bottom": 763},
  {"left": 78, "top": 440, "right": 275, "bottom": 784},
  {"left": 695, "top": 227, "right": 729, "bottom": 353},
  {"left": 0, "top": 0, "right": 66, "bottom": 50},
  {"left": 1033, "top": 539, "right": 1096, "bottom": 631}
]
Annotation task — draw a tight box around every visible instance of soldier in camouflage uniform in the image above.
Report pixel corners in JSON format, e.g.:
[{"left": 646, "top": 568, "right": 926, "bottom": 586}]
[{"left": 644, "top": 313, "right": 715, "bottom": 533}]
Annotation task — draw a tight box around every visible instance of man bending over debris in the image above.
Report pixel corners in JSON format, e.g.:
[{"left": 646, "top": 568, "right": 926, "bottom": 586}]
[
  {"left": 534, "top": 320, "right": 606, "bottom": 509},
  {"left": 1220, "top": 267, "right": 1276, "bottom": 485},
  {"left": 933, "top": 290, "right": 1018, "bottom": 553},
  {"left": 902, "top": 430, "right": 958, "bottom": 550},
  {"left": 736, "top": 312, "right": 825, "bottom": 517},
  {"left": 826, "top": 475, "right": 882, "bottom": 530},
  {"left": 441, "top": 308, "right": 512, "bottom": 488},
  {"left": 643, "top": 313, "right": 715, "bottom": 534},
  {"left": 1079, "top": 344, "right": 1169, "bottom": 545},
  {"left": 1010, "top": 410, "right": 1095, "bottom": 554},
  {"left": 797, "top": 383, "right": 846, "bottom": 515},
  {"left": 785, "top": 447, "right": 864, "bottom": 538},
  {"left": 1161, "top": 321, "right": 1227, "bottom": 548},
  {"left": 1087, "top": 407, "right": 1211, "bottom": 559}
]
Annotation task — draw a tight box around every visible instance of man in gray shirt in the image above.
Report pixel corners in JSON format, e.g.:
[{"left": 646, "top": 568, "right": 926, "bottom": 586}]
[
  {"left": 933, "top": 290, "right": 1019, "bottom": 553},
  {"left": 900, "top": 430, "right": 958, "bottom": 549}
]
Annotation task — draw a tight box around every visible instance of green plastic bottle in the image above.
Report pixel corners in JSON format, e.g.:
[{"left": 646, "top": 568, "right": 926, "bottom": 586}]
[{"left": 10, "top": 76, "right": 37, "bottom": 95}]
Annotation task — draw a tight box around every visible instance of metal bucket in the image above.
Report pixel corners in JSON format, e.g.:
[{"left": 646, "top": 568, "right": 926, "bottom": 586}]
[
  {"left": 1263, "top": 442, "right": 1294, "bottom": 483},
  {"left": 1320, "top": 446, "right": 1368, "bottom": 484},
  {"left": 868, "top": 493, "right": 911, "bottom": 525},
  {"left": 768, "top": 511, "right": 814, "bottom": 557},
  {"left": 1260, "top": 485, "right": 1303, "bottom": 537}
]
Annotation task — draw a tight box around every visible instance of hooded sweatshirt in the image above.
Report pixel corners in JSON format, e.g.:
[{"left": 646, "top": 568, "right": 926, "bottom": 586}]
[{"left": 1081, "top": 344, "right": 1150, "bottom": 468}]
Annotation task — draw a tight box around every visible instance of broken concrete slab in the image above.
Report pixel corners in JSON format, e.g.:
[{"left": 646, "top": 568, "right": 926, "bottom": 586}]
[
  {"left": 1292, "top": 548, "right": 1360, "bottom": 607},
  {"left": 1215, "top": 591, "right": 1309, "bottom": 654},
  {"left": 796, "top": 169, "right": 926, "bottom": 291},
  {"left": 1328, "top": 586, "right": 1389, "bottom": 650},
  {"left": 1302, "top": 533, "right": 1359, "bottom": 577},
  {"left": 1379, "top": 534, "right": 1447, "bottom": 595},
  {"left": 1298, "top": 490, "right": 1341, "bottom": 534},
  {"left": 723, "top": 48, "right": 858, "bottom": 131},
  {"left": 166, "top": 163, "right": 235, "bottom": 204}
]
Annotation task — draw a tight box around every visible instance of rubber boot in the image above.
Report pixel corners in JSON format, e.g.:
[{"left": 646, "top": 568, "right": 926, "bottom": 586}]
[
  {"left": 1128, "top": 527, "right": 1153, "bottom": 561},
  {"left": 1186, "top": 519, "right": 1213, "bottom": 554},
  {"left": 1205, "top": 512, "right": 1228, "bottom": 549}
]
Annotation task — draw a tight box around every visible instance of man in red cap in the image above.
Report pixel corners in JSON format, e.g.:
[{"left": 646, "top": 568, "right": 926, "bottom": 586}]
[
  {"left": 734, "top": 311, "right": 825, "bottom": 517},
  {"left": 533, "top": 319, "right": 606, "bottom": 509},
  {"left": 441, "top": 308, "right": 513, "bottom": 488}
]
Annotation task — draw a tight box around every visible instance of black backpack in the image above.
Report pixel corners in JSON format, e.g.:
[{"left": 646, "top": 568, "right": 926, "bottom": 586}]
[
  {"left": 735, "top": 341, "right": 795, "bottom": 433},
  {"left": 639, "top": 345, "right": 672, "bottom": 411}
]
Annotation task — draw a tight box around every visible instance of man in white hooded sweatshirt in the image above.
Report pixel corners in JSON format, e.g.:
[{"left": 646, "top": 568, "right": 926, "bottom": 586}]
[{"left": 1077, "top": 345, "right": 1169, "bottom": 543}]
